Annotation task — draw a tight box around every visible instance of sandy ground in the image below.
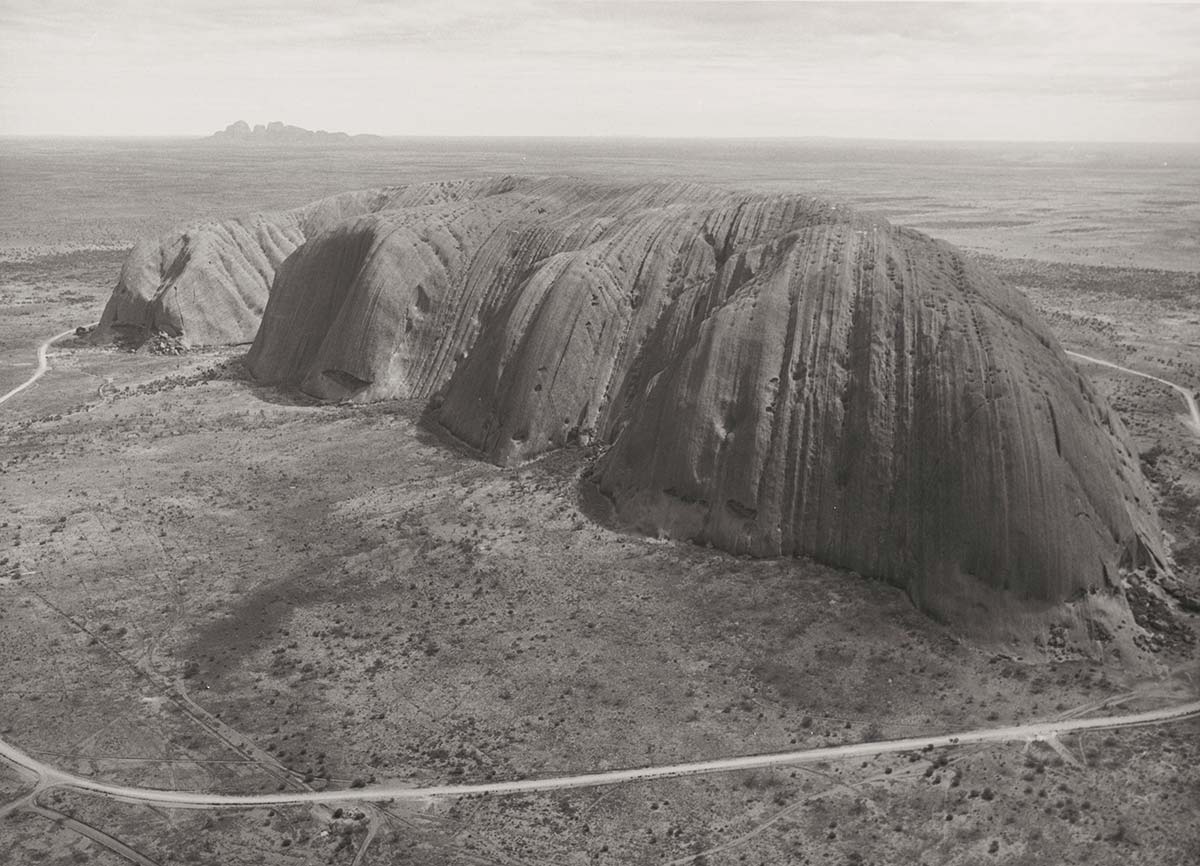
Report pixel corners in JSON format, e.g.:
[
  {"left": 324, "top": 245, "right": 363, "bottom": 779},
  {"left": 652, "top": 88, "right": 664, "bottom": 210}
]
[{"left": 1, "top": 242, "right": 1198, "bottom": 863}]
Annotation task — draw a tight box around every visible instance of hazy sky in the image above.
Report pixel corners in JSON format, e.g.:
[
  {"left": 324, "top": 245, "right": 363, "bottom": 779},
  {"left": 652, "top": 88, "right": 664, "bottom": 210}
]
[{"left": 1, "top": 0, "right": 1197, "bottom": 140}]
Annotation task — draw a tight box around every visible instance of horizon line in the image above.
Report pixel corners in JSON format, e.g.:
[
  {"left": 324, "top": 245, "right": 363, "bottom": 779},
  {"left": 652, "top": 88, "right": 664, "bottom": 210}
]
[{"left": 3, "top": 133, "right": 1200, "bottom": 147}]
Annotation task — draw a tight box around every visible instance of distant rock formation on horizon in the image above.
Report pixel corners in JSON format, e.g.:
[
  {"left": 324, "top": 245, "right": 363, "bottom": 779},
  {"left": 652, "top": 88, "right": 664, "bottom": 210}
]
[
  {"left": 92, "top": 176, "right": 1168, "bottom": 645},
  {"left": 208, "top": 120, "right": 382, "bottom": 144}
]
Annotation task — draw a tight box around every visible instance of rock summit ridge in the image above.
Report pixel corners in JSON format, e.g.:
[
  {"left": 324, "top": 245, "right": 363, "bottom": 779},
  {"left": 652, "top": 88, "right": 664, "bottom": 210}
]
[{"left": 95, "top": 176, "right": 1166, "bottom": 635}]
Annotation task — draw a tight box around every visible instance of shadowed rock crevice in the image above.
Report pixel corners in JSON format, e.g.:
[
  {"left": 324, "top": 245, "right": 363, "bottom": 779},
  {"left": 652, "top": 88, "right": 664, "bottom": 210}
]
[{"left": 95, "top": 176, "right": 1166, "bottom": 635}]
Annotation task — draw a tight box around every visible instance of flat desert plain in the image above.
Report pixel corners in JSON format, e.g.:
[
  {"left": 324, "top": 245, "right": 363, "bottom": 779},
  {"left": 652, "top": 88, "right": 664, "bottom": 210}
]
[{"left": 1, "top": 139, "right": 1198, "bottom": 865}]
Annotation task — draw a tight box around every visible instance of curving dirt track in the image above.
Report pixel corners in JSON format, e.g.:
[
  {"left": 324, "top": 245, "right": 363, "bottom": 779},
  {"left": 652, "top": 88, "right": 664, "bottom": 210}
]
[
  {"left": 2, "top": 326, "right": 1197, "bottom": 828},
  {"left": 3, "top": 699, "right": 1198, "bottom": 810},
  {"left": 0, "top": 325, "right": 98, "bottom": 406},
  {"left": 1066, "top": 349, "right": 1200, "bottom": 437}
]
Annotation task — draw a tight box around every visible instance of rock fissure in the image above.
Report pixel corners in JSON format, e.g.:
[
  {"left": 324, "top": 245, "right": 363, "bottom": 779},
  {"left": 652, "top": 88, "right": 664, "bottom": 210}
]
[{"left": 93, "top": 176, "right": 1166, "bottom": 634}]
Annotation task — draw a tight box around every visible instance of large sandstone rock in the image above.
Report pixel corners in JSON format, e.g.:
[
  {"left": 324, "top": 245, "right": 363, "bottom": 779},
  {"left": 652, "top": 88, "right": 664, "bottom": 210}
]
[
  {"left": 92, "top": 179, "right": 521, "bottom": 347},
  {"left": 99, "top": 177, "right": 1166, "bottom": 635}
]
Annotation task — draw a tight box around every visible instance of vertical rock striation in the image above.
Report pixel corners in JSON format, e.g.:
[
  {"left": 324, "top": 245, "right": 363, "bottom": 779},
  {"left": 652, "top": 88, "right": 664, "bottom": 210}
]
[
  {"left": 92, "top": 178, "right": 525, "bottom": 347},
  {"left": 97, "top": 177, "right": 1165, "bottom": 633}
]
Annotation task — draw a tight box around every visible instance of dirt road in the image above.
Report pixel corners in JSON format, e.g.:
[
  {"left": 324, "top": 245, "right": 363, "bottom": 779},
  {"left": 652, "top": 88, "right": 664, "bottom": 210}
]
[
  {"left": 2, "top": 331, "right": 1197, "bottom": 819},
  {"left": 0, "top": 327, "right": 80, "bottom": 406},
  {"left": 1067, "top": 349, "right": 1200, "bottom": 436},
  {"left": 3, "top": 699, "right": 1198, "bottom": 810}
]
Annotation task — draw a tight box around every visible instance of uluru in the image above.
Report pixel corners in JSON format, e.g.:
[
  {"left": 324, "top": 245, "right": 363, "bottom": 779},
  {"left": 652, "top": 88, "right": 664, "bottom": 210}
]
[{"left": 93, "top": 176, "right": 1166, "bottom": 635}]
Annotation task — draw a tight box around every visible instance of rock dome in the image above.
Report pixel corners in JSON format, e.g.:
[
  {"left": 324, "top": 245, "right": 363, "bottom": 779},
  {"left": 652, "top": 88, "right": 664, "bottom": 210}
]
[{"left": 97, "top": 177, "right": 1165, "bottom": 633}]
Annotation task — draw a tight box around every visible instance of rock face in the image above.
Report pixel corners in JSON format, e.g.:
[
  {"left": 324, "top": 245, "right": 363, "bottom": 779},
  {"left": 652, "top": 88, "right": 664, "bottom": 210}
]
[
  {"left": 93, "top": 180, "right": 516, "bottom": 346},
  {"left": 98, "top": 176, "right": 1166, "bottom": 632}
]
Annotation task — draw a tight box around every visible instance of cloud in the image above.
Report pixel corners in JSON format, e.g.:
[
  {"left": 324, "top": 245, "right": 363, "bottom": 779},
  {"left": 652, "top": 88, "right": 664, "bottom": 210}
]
[{"left": 1, "top": 1, "right": 1197, "bottom": 138}]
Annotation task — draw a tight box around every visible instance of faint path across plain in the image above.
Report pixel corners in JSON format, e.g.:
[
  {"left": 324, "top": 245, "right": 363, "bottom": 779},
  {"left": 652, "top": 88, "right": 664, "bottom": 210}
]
[
  {"left": 1066, "top": 349, "right": 1200, "bottom": 437},
  {"left": 25, "top": 804, "right": 162, "bottom": 866},
  {"left": 0, "top": 327, "right": 83, "bottom": 406},
  {"left": 0, "top": 331, "right": 1198, "bottom": 814},
  {"left": 2, "top": 699, "right": 1198, "bottom": 811}
]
